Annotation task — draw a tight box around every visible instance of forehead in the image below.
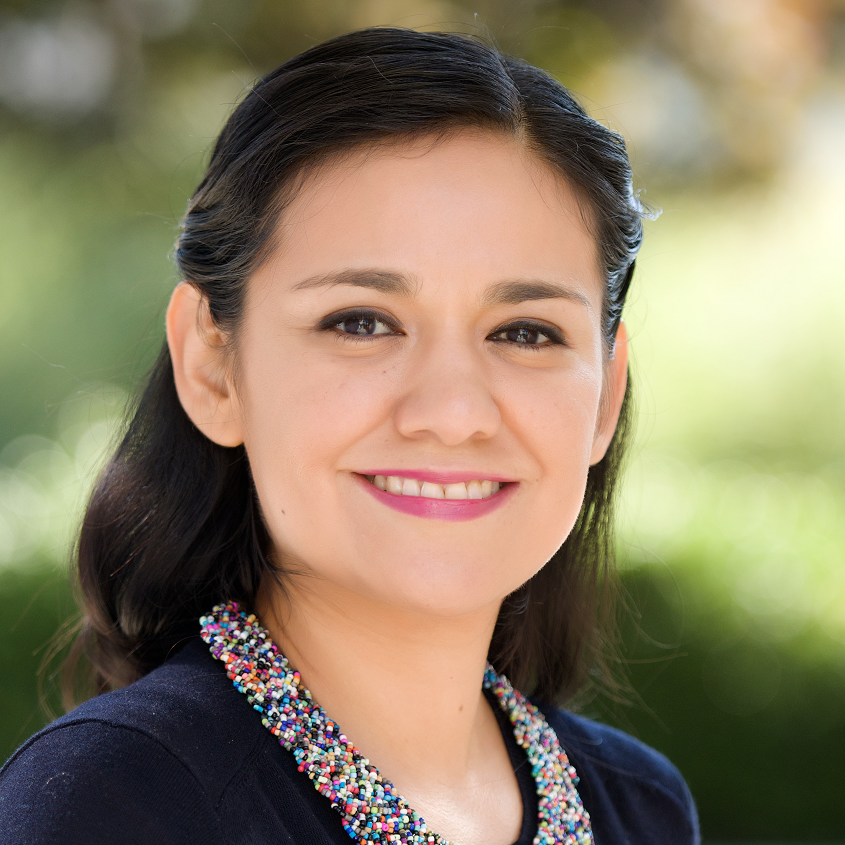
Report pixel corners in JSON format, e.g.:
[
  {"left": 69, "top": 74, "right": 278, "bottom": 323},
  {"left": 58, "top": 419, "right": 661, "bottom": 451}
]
[{"left": 262, "top": 130, "right": 603, "bottom": 304}]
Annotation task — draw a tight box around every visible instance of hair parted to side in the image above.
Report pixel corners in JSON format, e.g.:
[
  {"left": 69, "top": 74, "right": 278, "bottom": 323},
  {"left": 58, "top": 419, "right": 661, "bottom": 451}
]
[{"left": 65, "top": 27, "right": 646, "bottom": 709}]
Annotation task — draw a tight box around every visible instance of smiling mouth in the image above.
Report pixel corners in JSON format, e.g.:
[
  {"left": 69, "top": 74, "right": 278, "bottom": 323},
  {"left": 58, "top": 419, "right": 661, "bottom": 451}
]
[{"left": 363, "top": 474, "right": 504, "bottom": 500}]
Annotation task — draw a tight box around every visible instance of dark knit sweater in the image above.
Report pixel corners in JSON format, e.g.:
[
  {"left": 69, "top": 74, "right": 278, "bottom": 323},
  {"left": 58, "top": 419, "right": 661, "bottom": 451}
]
[{"left": 0, "top": 638, "right": 699, "bottom": 844}]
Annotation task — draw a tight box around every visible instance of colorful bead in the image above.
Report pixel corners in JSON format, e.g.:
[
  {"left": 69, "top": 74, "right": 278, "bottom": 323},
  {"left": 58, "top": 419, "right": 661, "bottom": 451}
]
[{"left": 200, "top": 601, "right": 592, "bottom": 845}]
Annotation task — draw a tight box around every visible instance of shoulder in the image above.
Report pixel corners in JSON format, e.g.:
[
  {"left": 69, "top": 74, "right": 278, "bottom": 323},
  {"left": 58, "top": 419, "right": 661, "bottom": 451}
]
[
  {"left": 543, "top": 706, "right": 692, "bottom": 804},
  {"left": 538, "top": 705, "right": 700, "bottom": 845},
  {"left": 0, "top": 639, "right": 267, "bottom": 845},
  {"left": 3, "top": 637, "right": 265, "bottom": 792}
]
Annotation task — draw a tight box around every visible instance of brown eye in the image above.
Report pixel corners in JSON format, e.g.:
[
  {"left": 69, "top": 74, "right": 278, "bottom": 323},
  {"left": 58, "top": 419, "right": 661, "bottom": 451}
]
[
  {"left": 505, "top": 326, "right": 544, "bottom": 344},
  {"left": 339, "top": 316, "right": 376, "bottom": 335},
  {"left": 330, "top": 312, "right": 395, "bottom": 337},
  {"left": 490, "top": 322, "right": 560, "bottom": 346}
]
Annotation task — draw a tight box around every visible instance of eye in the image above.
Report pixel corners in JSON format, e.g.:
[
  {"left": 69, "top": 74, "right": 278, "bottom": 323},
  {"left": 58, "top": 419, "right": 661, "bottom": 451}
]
[
  {"left": 336, "top": 315, "right": 392, "bottom": 336},
  {"left": 489, "top": 322, "right": 563, "bottom": 347},
  {"left": 319, "top": 309, "right": 399, "bottom": 338}
]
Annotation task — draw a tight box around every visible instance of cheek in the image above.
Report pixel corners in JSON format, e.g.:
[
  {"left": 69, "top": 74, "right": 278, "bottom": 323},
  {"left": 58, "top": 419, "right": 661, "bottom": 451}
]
[
  {"left": 490, "top": 362, "right": 605, "bottom": 576},
  {"left": 236, "top": 345, "right": 397, "bottom": 522},
  {"left": 502, "top": 361, "right": 602, "bottom": 474}
]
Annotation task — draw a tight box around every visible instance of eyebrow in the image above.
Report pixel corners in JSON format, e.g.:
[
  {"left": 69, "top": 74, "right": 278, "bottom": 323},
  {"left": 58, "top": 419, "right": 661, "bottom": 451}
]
[
  {"left": 291, "top": 269, "right": 417, "bottom": 296},
  {"left": 291, "top": 268, "right": 591, "bottom": 309},
  {"left": 481, "top": 280, "right": 592, "bottom": 309}
]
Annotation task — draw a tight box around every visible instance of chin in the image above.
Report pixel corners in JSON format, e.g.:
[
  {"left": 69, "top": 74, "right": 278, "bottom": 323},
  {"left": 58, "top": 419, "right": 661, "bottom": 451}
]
[{"left": 351, "top": 554, "right": 539, "bottom": 618}]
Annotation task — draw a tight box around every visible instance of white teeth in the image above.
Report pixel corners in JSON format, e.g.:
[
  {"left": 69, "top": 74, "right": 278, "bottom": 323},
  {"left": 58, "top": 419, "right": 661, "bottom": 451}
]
[
  {"left": 370, "top": 475, "right": 505, "bottom": 500},
  {"left": 401, "top": 477, "right": 421, "bottom": 496},
  {"left": 443, "top": 482, "right": 468, "bottom": 500}
]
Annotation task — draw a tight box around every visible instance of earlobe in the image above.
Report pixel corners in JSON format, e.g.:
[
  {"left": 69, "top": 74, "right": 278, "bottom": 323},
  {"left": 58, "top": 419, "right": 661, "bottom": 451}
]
[
  {"left": 165, "top": 281, "right": 244, "bottom": 448},
  {"left": 589, "top": 320, "right": 629, "bottom": 466}
]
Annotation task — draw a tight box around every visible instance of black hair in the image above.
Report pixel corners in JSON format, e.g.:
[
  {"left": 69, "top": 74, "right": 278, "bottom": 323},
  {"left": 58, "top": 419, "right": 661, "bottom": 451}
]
[{"left": 65, "top": 27, "right": 644, "bottom": 707}]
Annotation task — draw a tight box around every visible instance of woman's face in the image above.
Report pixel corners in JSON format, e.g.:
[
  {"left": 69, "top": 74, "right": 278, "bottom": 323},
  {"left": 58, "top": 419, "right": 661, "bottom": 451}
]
[{"left": 195, "top": 132, "right": 625, "bottom": 617}]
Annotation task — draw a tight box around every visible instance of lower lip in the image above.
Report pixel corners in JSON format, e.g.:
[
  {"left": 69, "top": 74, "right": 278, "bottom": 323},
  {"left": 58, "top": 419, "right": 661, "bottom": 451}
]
[{"left": 354, "top": 475, "right": 516, "bottom": 522}]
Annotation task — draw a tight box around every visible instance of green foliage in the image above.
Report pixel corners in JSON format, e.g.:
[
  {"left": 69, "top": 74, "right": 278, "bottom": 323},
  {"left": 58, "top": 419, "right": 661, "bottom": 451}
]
[
  {"left": 0, "top": 565, "right": 74, "bottom": 762},
  {"left": 612, "top": 566, "right": 845, "bottom": 840}
]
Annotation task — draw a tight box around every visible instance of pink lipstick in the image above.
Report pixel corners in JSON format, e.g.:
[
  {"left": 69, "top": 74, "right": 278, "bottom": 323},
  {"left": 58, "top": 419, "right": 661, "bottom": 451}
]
[{"left": 353, "top": 473, "right": 516, "bottom": 522}]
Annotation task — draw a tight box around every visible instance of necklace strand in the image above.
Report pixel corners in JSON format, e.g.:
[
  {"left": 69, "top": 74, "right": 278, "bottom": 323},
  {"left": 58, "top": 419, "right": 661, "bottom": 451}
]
[{"left": 200, "top": 601, "right": 592, "bottom": 845}]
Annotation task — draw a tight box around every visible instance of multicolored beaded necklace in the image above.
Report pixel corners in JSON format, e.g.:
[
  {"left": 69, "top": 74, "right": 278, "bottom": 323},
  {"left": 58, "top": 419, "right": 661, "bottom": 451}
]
[{"left": 200, "top": 601, "right": 592, "bottom": 845}]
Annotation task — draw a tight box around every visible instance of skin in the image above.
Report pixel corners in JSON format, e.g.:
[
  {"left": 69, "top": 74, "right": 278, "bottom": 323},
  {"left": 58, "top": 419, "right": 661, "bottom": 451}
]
[{"left": 167, "top": 131, "right": 628, "bottom": 845}]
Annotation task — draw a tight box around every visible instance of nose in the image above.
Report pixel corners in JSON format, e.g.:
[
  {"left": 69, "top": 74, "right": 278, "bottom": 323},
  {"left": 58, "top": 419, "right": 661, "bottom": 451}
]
[{"left": 392, "top": 334, "right": 502, "bottom": 446}]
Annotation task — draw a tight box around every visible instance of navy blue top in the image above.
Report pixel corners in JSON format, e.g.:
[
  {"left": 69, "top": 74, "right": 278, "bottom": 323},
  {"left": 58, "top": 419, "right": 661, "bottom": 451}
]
[{"left": 0, "top": 638, "right": 699, "bottom": 844}]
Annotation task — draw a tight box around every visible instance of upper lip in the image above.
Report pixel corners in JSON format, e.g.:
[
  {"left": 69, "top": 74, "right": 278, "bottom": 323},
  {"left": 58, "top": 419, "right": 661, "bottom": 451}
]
[{"left": 356, "top": 470, "right": 516, "bottom": 484}]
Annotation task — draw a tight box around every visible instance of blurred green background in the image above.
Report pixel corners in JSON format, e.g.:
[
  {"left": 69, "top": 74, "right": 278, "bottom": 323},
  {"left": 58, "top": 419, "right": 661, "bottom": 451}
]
[{"left": 1, "top": 0, "right": 844, "bottom": 840}]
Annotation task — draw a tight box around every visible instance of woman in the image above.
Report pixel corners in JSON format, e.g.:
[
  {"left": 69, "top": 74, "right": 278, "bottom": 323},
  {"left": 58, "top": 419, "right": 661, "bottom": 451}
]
[{"left": 0, "top": 28, "right": 699, "bottom": 845}]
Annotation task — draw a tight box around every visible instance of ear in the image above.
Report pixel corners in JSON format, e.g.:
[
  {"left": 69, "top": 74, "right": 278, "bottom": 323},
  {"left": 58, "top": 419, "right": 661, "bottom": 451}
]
[
  {"left": 589, "top": 320, "right": 629, "bottom": 466},
  {"left": 166, "top": 281, "right": 244, "bottom": 448}
]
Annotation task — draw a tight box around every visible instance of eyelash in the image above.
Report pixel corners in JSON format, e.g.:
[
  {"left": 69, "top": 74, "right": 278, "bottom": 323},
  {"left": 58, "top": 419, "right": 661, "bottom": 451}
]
[
  {"left": 318, "top": 309, "right": 401, "bottom": 341},
  {"left": 488, "top": 321, "right": 565, "bottom": 349},
  {"left": 319, "top": 309, "right": 565, "bottom": 349}
]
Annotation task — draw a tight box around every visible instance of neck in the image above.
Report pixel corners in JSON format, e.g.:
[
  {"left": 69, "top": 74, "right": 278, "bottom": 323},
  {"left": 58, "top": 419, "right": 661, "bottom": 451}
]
[{"left": 255, "top": 574, "right": 502, "bottom": 788}]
